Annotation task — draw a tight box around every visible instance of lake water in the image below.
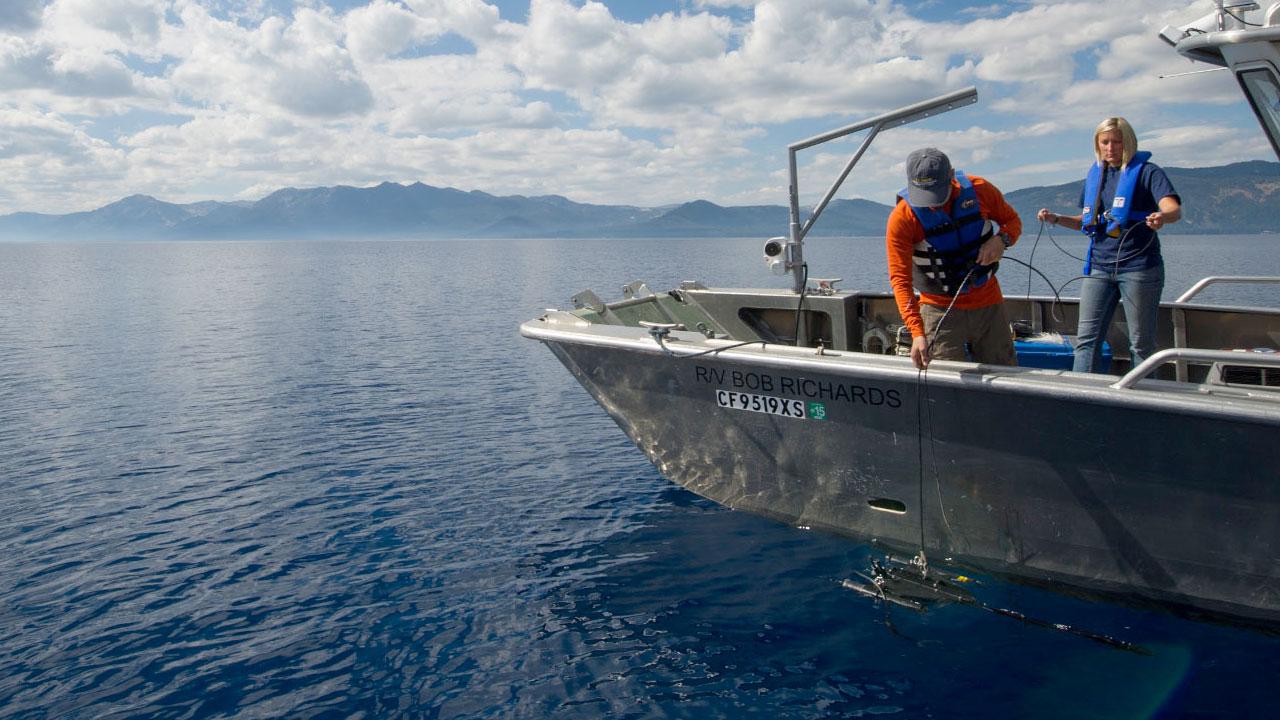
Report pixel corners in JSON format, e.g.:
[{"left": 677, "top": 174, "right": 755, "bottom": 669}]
[{"left": 0, "top": 234, "right": 1277, "bottom": 719}]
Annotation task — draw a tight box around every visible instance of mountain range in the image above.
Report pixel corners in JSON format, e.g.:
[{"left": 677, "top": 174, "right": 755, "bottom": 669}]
[{"left": 1, "top": 161, "right": 1276, "bottom": 241}]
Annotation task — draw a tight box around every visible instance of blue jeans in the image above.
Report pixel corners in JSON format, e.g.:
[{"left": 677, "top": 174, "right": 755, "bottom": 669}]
[{"left": 1073, "top": 265, "right": 1165, "bottom": 373}]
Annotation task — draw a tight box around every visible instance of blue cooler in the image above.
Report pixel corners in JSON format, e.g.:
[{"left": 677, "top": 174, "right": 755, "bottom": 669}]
[{"left": 1014, "top": 336, "right": 1110, "bottom": 372}]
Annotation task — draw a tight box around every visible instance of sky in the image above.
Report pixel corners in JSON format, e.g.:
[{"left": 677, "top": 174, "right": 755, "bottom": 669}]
[{"left": 0, "top": 0, "right": 1270, "bottom": 215}]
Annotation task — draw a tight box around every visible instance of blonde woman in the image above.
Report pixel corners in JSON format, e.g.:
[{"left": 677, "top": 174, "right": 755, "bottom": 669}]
[{"left": 1037, "top": 117, "right": 1182, "bottom": 373}]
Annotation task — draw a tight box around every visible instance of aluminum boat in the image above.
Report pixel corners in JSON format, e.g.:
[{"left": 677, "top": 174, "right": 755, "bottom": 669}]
[{"left": 522, "top": 2, "right": 1280, "bottom": 624}]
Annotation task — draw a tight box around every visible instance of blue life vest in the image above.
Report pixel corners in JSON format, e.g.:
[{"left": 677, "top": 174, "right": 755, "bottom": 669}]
[
  {"left": 1080, "top": 151, "right": 1151, "bottom": 273},
  {"left": 898, "top": 171, "right": 993, "bottom": 296}
]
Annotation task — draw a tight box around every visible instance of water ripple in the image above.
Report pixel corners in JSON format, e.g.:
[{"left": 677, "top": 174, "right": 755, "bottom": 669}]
[{"left": 0, "top": 239, "right": 1276, "bottom": 718}]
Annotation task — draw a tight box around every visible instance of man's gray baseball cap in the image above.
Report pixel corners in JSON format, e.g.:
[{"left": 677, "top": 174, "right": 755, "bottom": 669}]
[{"left": 905, "top": 147, "right": 953, "bottom": 207}]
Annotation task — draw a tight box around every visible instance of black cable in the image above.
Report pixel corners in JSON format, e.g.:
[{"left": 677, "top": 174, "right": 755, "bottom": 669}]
[
  {"left": 792, "top": 262, "right": 810, "bottom": 347},
  {"left": 1003, "top": 255, "right": 1070, "bottom": 324},
  {"left": 916, "top": 367, "right": 928, "bottom": 552},
  {"left": 1006, "top": 256, "right": 1063, "bottom": 303},
  {"left": 1053, "top": 274, "right": 1091, "bottom": 298},
  {"left": 1038, "top": 217, "right": 1152, "bottom": 268},
  {"left": 1025, "top": 219, "right": 1045, "bottom": 298},
  {"left": 1109, "top": 220, "right": 1154, "bottom": 273},
  {"left": 923, "top": 266, "right": 978, "bottom": 360},
  {"left": 1225, "top": 8, "right": 1263, "bottom": 27},
  {"left": 913, "top": 265, "right": 979, "bottom": 555},
  {"left": 1024, "top": 217, "right": 1158, "bottom": 330},
  {"left": 1031, "top": 217, "right": 1086, "bottom": 263},
  {"left": 1048, "top": 231, "right": 1087, "bottom": 262},
  {"left": 1093, "top": 216, "right": 1159, "bottom": 268},
  {"left": 651, "top": 335, "right": 766, "bottom": 359}
]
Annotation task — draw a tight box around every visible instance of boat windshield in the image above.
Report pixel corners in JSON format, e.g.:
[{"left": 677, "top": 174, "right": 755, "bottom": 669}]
[{"left": 1238, "top": 67, "right": 1280, "bottom": 160}]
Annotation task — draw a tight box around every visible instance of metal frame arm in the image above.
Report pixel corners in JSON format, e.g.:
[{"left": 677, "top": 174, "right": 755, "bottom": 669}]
[{"left": 782, "top": 86, "right": 978, "bottom": 293}]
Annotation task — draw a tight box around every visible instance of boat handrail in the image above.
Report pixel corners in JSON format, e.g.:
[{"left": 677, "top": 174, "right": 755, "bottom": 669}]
[
  {"left": 1170, "top": 276, "right": 1280, "bottom": 380},
  {"left": 1174, "top": 275, "right": 1280, "bottom": 303},
  {"left": 1112, "top": 347, "right": 1280, "bottom": 389}
]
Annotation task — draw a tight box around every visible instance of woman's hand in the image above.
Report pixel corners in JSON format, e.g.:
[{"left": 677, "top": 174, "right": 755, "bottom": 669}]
[
  {"left": 1039, "top": 209, "right": 1080, "bottom": 230},
  {"left": 1147, "top": 198, "right": 1181, "bottom": 230}
]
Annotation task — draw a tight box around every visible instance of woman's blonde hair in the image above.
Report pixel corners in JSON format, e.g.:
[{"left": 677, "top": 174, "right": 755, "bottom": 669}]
[{"left": 1093, "top": 117, "right": 1138, "bottom": 166}]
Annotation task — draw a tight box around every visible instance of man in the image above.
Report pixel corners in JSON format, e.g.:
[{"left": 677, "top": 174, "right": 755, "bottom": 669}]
[{"left": 885, "top": 147, "right": 1022, "bottom": 369}]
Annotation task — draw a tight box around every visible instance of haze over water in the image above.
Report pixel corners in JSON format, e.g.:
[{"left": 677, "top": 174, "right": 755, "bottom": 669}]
[{"left": 1, "top": 234, "right": 1277, "bottom": 718}]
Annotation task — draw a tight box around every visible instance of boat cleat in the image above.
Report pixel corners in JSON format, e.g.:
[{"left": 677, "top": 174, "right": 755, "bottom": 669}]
[{"left": 809, "top": 277, "right": 843, "bottom": 295}]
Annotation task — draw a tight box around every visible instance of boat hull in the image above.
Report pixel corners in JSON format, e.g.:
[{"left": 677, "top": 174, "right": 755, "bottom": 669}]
[{"left": 535, "top": 329, "right": 1280, "bottom": 624}]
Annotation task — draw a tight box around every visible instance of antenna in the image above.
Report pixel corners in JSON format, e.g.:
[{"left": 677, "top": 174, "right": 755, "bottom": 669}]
[{"left": 1158, "top": 66, "right": 1229, "bottom": 79}]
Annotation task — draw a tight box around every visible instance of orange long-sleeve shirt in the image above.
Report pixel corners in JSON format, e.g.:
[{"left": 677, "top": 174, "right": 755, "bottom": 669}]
[{"left": 885, "top": 174, "right": 1022, "bottom": 338}]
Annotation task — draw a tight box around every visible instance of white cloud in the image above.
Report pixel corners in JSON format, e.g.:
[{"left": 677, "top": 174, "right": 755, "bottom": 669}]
[
  {"left": 0, "top": 0, "right": 1270, "bottom": 215},
  {"left": 345, "top": 0, "right": 444, "bottom": 63},
  {"left": 1140, "top": 123, "right": 1273, "bottom": 168},
  {"left": 0, "top": 36, "right": 54, "bottom": 89},
  {"left": 514, "top": 0, "right": 636, "bottom": 94},
  {"left": 44, "top": 0, "right": 167, "bottom": 57},
  {"left": 0, "top": 36, "right": 143, "bottom": 98},
  {"left": 402, "top": 0, "right": 511, "bottom": 43},
  {"left": 163, "top": 4, "right": 374, "bottom": 118},
  {"left": 0, "top": 106, "right": 128, "bottom": 210}
]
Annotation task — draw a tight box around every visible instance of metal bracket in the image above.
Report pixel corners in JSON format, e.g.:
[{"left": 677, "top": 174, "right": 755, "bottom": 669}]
[
  {"left": 571, "top": 289, "right": 605, "bottom": 313},
  {"left": 622, "top": 281, "right": 655, "bottom": 300}
]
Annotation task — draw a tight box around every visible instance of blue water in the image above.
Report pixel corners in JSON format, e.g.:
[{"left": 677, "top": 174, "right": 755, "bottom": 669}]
[{"left": 0, "top": 235, "right": 1277, "bottom": 719}]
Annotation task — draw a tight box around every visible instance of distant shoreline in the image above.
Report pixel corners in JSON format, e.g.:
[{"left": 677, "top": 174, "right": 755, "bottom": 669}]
[{"left": 1, "top": 160, "right": 1276, "bottom": 241}]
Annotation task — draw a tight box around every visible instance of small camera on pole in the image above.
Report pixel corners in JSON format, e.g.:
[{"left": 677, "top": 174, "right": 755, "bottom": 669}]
[{"left": 763, "top": 236, "right": 789, "bottom": 275}]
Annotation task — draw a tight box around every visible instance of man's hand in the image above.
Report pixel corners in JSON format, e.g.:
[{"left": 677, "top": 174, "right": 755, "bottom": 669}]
[
  {"left": 976, "top": 235, "right": 1005, "bottom": 266},
  {"left": 910, "top": 335, "right": 931, "bottom": 369}
]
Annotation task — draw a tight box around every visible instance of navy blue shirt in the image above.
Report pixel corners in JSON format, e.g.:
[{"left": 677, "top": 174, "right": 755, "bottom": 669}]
[{"left": 1077, "top": 162, "right": 1179, "bottom": 272}]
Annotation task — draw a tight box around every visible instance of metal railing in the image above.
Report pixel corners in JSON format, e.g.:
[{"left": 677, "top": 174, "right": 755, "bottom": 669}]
[
  {"left": 1175, "top": 275, "right": 1280, "bottom": 303},
  {"left": 1169, "top": 276, "right": 1280, "bottom": 380},
  {"left": 1112, "top": 347, "right": 1280, "bottom": 389}
]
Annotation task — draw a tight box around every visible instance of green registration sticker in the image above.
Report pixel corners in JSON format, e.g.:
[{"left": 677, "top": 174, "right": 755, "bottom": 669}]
[{"left": 807, "top": 402, "right": 827, "bottom": 420}]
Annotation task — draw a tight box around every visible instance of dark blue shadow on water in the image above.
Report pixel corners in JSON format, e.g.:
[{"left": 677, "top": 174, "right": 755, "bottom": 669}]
[{"left": 505, "top": 486, "right": 1276, "bottom": 720}]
